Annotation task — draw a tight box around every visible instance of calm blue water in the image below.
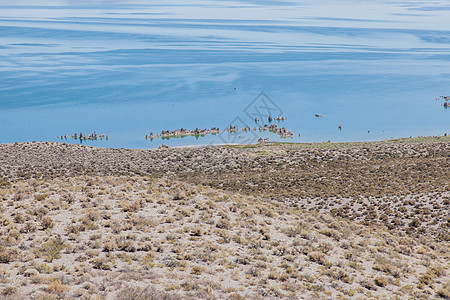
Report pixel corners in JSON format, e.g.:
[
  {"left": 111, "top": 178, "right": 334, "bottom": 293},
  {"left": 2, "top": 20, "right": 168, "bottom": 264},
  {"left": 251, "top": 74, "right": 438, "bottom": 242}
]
[{"left": 1, "top": 0, "right": 449, "bottom": 148}]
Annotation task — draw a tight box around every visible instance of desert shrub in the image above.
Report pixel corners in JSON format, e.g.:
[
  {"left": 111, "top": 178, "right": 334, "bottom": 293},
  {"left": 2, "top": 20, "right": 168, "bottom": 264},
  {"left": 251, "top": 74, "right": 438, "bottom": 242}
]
[
  {"left": 191, "top": 265, "right": 204, "bottom": 275},
  {"left": 268, "top": 271, "right": 279, "bottom": 280},
  {"left": 397, "top": 245, "right": 412, "bottom": 255},
  {"left": 409, "top": 218, "right": 421, "bottom": 228},
  {"left": 218, "top": 209, "right": 229, "bottom": 220},
  {"left": 119, "top": 200, "right": 143, "bottom": 213},
  {"left": 21, "top": 222, "right": 37, "bottom": 233},
  {"left": 326, "top": 267, "right": 353, "bottom": 284},
  {"left": 278, "top": 274, "right": 289, "bottom": 282},
  {"left": 141, "top": 252, "right": 155, "bottom": 268},
  {"left": 137, "top": 242, "right": 152, "bottom": 252},
  {"left": 318, "top": 241, "right": 333, "bottom": 254},
  {"left": 374, "top": 276, "right": 389, "bottom": 287},
  {"left": 0, "top": 247, "right": 12, "bottom": 263},
  {"left": 348, "top": 261, "right": 364, "bottom": 271},
  {"left": 79, "top": 215, "right": 100, "bottom": 231},
  {"left": 164, "top": 216, "right": 175, "bottom": 224},
  {"left": 428, "top": 265, "right": 446, "bottom": 277},
  {"left": 41, "top": 217, "right": 54, "bottom": 230},
  {"left": 233, "top": 256, "right": 249, "bottom": 266},
  {"left": 0, "top": 266, "right": 10, "bottom": 280},
  {"left": 436, "top": 286, "right": 450, "bottom": 299},
  {"left": 85, "top": 209, "right": 99, "bottom": 222},
  {"left": 281, "top": 226, "right": 301, "bottom": 237},
  {"left": 91, "top": 258, "right": 112, "bottom": 270},
  {"left": 360, "top": 279, "right": 376, "bottom": 290},
  {"left": 255, "top": 204, "right": 276, "bottom": 217},
  {"left": 13, "top": 213, "right": 24, "bottom": 224},
  {"left": 1, "top": 286, "right": 17, "bottom": 297},
  {"left": 116, "top": 285, "right": 179, "bottom": 300},
  {"left": 8, "top": 229, "right": 20, "bottom": 240},
  {"left": 103, "top": 240, "right": 118, "bottom": 252},
  {"left": 0, "top": 179, "right": 11, "bottom": 189},
  {"left": 216, "top": 229, "right": 231, "bottom": 243},
  {"left": 181, "top": 281, "right": 200, "bottom": 291},
  {"left": 418, "top": 273, "right": 433, "bottom": 285},
  {"left": 66, "top": 224, "right": 82, "bottom": 235},
  {"left": 178, "top": 208, "right": 191, "bottom": 218},
  {"left": 307, "top": 251, "right": 330, "bottom": 266},
  {"left": 129, "top": 215, "right": 155, "bottom": 229},
  {"left": 162, "top": 256, "right": 180, "bottom": 268},
  {"left": 190, "top": 227, "right": 202, "bottom": 236},
  {"left": 35, "top": 193, "right": 48, "bottom": 201},
  {"left": 40, "top": 237, "right": 65, "bottom": 262},
  {"left": 273, "top": 246, "right": 288, "bottom": 256},
  {"left": 35, "top": 263, "right": 52, "bottom": 274},
  {"left": 45, "top": 278, "right": 69, "bottom": 297},
  {"left": 172, "top": 188, "right": 186, "bottom": 200},
  {"left": 372, "top": 263, "right": 398, "bottom": 277},
  {"left": 116, "top": 238, "right": 136, "bottom": 252},
  {"left": 34, "top": 292, "right": 58, "bottom": 300},
  {"left": 0, "top": 215, "right": 11, "bottom": 226},
  {"left": 216, "top": 218, "right": 230, "bottom": 229},
  {"left": 61, "top": 194, "right": 74, "bottom": 204},
  {"left": 246, "top": 266, "right": 259, "bottom": 277},
  {"left": 36, "top": 207, "right": 49, "bottom": 218}
]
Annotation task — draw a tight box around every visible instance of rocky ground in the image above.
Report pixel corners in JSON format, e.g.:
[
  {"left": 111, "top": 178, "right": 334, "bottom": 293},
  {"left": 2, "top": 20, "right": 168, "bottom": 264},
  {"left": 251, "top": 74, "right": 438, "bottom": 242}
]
[{"left": 0, "top": 137, "right": 449, "bottom": 299}]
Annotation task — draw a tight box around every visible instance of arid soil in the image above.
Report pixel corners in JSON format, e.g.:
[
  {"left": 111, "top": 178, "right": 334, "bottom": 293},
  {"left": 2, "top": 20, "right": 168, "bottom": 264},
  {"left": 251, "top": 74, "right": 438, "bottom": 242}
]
[
  {"left": 1, "top": 137, "right": 449, "bottom": 239},
  {"left": 0, "top": 137, "right": 449, "bottom": 299}
]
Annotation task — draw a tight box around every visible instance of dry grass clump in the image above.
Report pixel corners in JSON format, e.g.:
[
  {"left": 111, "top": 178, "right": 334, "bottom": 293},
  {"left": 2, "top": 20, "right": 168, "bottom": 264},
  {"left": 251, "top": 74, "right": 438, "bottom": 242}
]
[
  {"left": 0, "top": 175, "right": 448, "bottom": 299},
  {"left": 39, "top": 237, "right": 65, "bottom": 263},
  {"left": 374, "top": 275, "right": 389, "bottom": 287},
  {"left": 436, "top": 282, "right": 450, "bottom": 299},
  {"left": 116, "top": 285, "right": 180, "bottom": 300}
]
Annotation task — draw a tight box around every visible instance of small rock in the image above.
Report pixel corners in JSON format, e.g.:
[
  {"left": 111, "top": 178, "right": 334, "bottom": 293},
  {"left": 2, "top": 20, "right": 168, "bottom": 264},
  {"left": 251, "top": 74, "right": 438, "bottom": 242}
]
[{"left": 24, "top": 269, "right": 39, "bottom": 277}]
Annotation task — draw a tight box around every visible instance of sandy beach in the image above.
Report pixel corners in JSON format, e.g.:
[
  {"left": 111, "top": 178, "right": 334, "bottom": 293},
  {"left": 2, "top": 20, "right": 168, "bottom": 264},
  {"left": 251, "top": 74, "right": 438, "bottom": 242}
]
[{"left": 0, "top": 137, "right": 449, "bottom": 299}]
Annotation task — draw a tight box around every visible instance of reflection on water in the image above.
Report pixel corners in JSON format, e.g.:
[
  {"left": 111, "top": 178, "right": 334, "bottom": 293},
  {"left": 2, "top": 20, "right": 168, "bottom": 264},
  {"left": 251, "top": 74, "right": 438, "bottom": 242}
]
[{"left": 0, "top": 0, "right": 449, "bottom": 148}]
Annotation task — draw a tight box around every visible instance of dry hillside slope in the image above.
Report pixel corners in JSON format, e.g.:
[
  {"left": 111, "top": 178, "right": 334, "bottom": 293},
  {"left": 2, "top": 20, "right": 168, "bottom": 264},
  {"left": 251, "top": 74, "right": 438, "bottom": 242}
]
[{"left": 0, "top": 138, "right": 449, "bottom": 299}]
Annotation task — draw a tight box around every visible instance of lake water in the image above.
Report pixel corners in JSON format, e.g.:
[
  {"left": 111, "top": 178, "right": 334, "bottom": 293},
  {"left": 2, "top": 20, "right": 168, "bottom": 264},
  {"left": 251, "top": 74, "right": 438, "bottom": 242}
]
[{"left": 1, "top": 0, "right": 449, "bottom": 148}]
